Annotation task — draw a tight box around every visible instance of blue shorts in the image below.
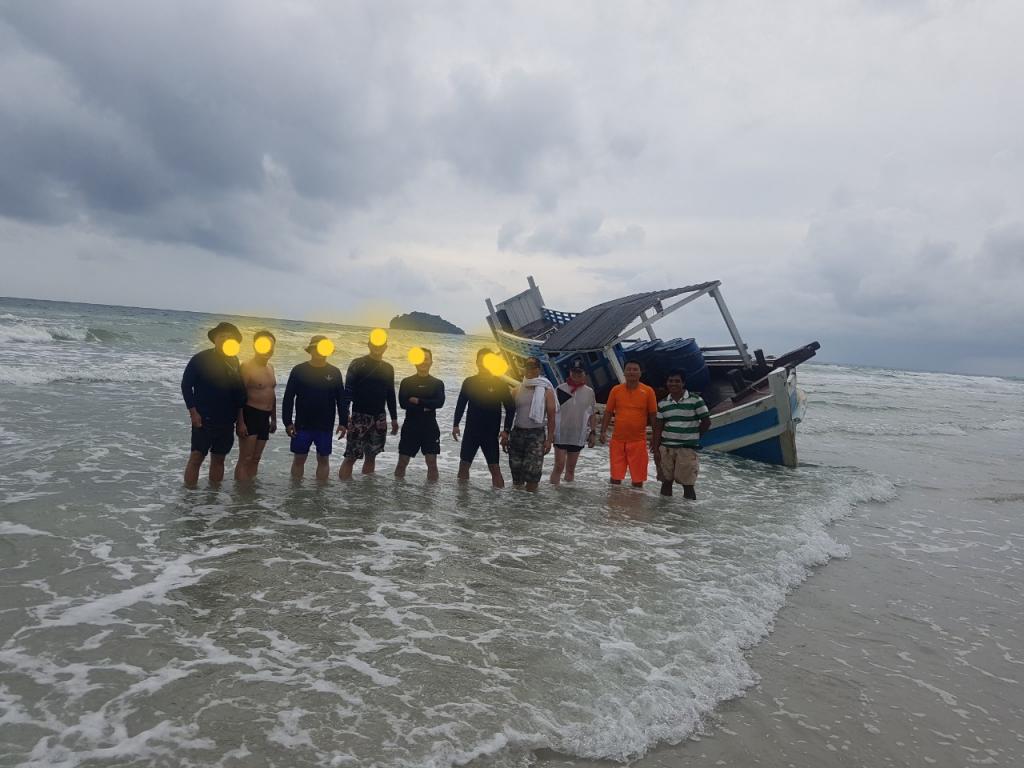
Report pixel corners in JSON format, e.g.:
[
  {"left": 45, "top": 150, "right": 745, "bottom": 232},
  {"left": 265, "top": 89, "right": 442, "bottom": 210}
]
[{"left": 290, "top": 429, "right": 333, "bottom": 456}]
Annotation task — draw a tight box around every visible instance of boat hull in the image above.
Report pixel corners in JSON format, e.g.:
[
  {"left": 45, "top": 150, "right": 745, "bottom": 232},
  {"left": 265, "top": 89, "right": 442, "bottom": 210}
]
[{"left": 701, "top": 368, "right": 802, "bottom": 467}]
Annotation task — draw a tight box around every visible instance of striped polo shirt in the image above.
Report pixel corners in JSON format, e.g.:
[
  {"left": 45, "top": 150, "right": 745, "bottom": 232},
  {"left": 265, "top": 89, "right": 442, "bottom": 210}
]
[{"left": 656, "top": 391, "right": 710, "bottom": 448}]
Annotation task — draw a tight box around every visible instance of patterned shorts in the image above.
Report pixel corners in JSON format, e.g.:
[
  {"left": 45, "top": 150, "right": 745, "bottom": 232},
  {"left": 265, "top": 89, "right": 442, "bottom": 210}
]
[
  {"left": 344, "top": 412, "right": 388, "bottom": 460},
  {"left": 508, "top": 427, "right": 546, "bottom": 485}
]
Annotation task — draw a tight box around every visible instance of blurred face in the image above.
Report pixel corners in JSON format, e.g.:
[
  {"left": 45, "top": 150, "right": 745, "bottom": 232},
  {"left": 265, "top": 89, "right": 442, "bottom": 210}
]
[
  {"left": 253, "top": 336, "right": 275, "bottom": 359},
  {"left": 524, "top": 358, "right": 541, "bottom": 378},
  {"left": 416, "top": 351, "right": 433, "bottom": 376},
  {"left": 570, "top": 368, "right": 586, "bottom": 384},
  {"left": 666, "top": 375, "right": 684, "bottom": 397},
  {"left": 624, "top": 362, "right": 642, "bottom": 384}
]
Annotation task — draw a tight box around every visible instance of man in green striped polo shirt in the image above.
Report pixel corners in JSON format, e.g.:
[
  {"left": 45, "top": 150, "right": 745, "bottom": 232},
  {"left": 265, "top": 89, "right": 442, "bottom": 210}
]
[{"left": 651, "top": 369, "right": 711, "bottom": 499}]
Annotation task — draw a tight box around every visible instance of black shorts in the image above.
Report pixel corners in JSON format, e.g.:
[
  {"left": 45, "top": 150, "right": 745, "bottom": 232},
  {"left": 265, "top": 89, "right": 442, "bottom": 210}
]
[
  {"left": 398, "top": 417, "right": 440, "bottom": 457},
  {"left": 243, "top": 405, "right": 272, "bottom": 441},
  {"left": 191, "top": 423, "right": 234, "bottom": 456},
  {"left": 554, "top": 443, "right": 583, "bottom": 453},
  {"left": 460, "top": 427, "right": 500, "bottom": 466}
]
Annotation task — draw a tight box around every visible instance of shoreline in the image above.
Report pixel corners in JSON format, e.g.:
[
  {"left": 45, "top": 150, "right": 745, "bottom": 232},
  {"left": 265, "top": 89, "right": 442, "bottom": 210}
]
[{"left": 537, "top": 485, "right": 1024, "bottom": 768}]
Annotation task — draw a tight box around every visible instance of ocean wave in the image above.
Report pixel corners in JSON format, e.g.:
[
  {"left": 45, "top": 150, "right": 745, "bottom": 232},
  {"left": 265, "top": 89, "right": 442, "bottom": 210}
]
[
  {"left": 981, "top": 418, "right": 1024, "bottom": 432},
  {"left": 0, "top": 320, "right": 128, "bottom": 344},
  {"left": 0, "top": 364, "right": 172, "bottom": 386}
]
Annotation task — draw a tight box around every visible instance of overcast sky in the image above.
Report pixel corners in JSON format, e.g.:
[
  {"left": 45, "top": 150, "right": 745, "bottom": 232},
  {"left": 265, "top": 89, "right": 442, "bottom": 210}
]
[{"left": 2, "top": 1, "right": 1022, "bottom": 375}]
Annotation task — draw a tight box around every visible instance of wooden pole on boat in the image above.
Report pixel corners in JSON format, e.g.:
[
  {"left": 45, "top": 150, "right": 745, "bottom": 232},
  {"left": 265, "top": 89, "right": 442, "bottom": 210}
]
[
  {"left": 604, "top": 345, "right": 626, "bottom": 384},
  {"left": 639, "top": 310, "right": 658, "bottom": 341},
  {"left": 710, "top": 286, "right": 753, "bottom": 368}
]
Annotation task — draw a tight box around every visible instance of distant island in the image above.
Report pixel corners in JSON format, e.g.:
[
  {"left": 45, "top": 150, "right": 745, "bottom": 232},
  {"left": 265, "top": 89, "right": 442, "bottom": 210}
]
[{"left": 388, "top": 311, "right": 465, "bottom": 335}]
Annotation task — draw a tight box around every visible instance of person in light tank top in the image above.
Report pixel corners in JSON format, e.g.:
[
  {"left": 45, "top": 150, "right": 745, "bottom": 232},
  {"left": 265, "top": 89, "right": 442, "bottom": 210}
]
[{"left": 549, "top": 359, "right": 597, "bottom": 485}]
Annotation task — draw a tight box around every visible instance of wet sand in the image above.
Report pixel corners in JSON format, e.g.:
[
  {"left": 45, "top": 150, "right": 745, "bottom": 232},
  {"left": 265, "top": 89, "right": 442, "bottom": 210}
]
[{"left": 539, "top": 482, "right": 1024, "bottom": 768}]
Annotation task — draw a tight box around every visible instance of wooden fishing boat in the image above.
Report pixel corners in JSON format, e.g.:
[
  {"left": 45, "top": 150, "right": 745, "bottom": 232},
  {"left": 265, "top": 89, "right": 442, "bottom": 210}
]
[{"left": 485, "top": 277, "right": 820, "bottom": 467}]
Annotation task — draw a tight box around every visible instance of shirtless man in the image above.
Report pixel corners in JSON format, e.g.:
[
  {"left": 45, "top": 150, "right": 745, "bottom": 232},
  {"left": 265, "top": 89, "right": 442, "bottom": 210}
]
[{"left": 234, "top": 330, "right": 277, "bottom": 481}]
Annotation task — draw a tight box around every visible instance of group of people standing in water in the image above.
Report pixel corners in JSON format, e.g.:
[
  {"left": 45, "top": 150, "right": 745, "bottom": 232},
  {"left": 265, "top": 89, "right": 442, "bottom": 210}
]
[{"left": 181, "top": 322, "right": 711, "bottom": 498}]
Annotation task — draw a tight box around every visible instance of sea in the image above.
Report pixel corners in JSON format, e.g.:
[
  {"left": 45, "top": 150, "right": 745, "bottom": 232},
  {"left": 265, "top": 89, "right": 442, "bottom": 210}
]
[{"left": 0, "top": 297, "right": 1021, "bottom": 768}]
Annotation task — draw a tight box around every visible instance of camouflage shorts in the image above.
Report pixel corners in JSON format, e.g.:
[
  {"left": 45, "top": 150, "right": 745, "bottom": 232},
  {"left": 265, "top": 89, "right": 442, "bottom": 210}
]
[
  {"left": 508, "top": 427, "right": 546, "bottom": 485},
  {"left": 344, "top": 412, "right": 388, "bottom": 460}
]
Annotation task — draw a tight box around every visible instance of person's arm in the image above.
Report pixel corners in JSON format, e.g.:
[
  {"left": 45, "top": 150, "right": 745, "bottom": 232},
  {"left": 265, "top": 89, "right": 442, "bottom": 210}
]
[
  {"left": 181, "top": 357, "right": 203, "bottom": 427},
  {"left": 343, "top": 361, "right": 358, "bottom": 425},
  {"left": 452, "top": 382, "right": 468, "bottom": 438},
  {"left": 697, "top": 397, "right": 711, "bottom": 437},
  {"left": 234, "top": 365, "right": 248, "bottom": 436},
  {"left": 335, "top": 370, "right": 349, "bottom": 436},
  {"left": 398, "top": 378, "right": 411, "bottom": 411},
  {"left": 652, "top": 409, "right": 665, "bottom": 453},
  {"left": 543, "top": 388, "right": 556, "bottom": 453},
  {"left": 599, "top": 389, "right": 616, "bottom": 443},
  {"left": 282, "top": 369, "right": 297, "bottom": 435},
  {"left": 587, "top": 391, "right": 598, "bottom": 447},
  {"left": 646, "top": 388, "right": 658, "bottom": 441},
  {"left": 420, "top": 379, "right": 445, "bottom": 410},
  {"left": 269, "top": 365, "right": 278, "bottom": 433},
  {"left": 502, "top": 386, "right": 515, "bottom": 433},
  {"left": 387, "top": 366, "right": 398, "bottom": 433}
]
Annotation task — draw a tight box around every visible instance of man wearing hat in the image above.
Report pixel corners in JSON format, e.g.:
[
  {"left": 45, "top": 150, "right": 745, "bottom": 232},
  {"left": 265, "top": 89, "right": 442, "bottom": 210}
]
[
  {"left": 549, "top": 359, "right": 597, "bottom": 485},
  {"left": 181, "top": 322, "right": 247, "bottom": 488},
  {"left": 282, "top": 335, "right": 349, "bottom": 483}
]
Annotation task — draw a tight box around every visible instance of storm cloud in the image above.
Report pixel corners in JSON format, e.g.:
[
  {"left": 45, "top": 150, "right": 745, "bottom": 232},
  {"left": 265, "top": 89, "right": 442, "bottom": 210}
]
[{"left": 2, "top": 1, "right": 1023, "bottom": 374}]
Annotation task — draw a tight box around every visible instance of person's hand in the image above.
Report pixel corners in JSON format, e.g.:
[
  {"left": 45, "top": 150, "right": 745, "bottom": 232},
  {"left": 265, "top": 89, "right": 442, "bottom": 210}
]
[
  {"left": 286, "top": 425, "right": 296, "bottom": 438},
  {"left": 236, "top": 421, "right": 249, "bottom": 438},
  {"left": 543, "top": 438, "right": 552, "bottom": 455},
  {"left": 391, "top": 419, "right": 399, "bottom": 435},
  {"left": 336, "top": 425, "right": 347, "bottom": 440},
  {"left": 451, "top": 425, "right": 461, "bottom": 441},
  {"left": 269, "top": 419, "right": 277, "bottom": 434},
  {"left": 587, "top": 434, "right": 596, "bottom": 449},
  {"left": 599, "top": 431, "right": 607, "bottom": 445},
  {"left": 409, "top": 396, "right": 420, "bottom": 405},
  {"left": 500, "top": 430, "right": 510, "bottom": 453},
  {"left": 651, "top": 442, "right": 659, "bottom": 456},
  {"left": 189, "top": 409, "right": 203, "bottom": 429}
]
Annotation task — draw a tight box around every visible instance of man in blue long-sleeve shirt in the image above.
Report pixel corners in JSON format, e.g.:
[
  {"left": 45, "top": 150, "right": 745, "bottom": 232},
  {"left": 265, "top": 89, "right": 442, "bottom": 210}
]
[
  {"left": 339, "top": 337, "right": 398, "bottom": 479},
  {"left": 394, "top": 348, "right": 445, "bottom": 482},
  {"left": 181, "top": 322, "right": 247, "bottom": 488},
  {"left": 282, "top": 335, "right": 348, "bottom": 483}
]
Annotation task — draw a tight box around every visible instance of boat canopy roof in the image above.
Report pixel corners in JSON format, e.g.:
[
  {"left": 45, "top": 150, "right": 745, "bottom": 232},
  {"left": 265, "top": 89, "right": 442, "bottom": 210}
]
[{"left": 541, "top": 281, "right": 719, "bottom": 353}]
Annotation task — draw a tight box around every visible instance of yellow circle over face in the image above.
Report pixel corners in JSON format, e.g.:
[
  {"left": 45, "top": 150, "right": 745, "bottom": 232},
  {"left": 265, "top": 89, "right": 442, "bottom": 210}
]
[
  {"left": 253, "top": 336, "right": 273, "bottom": 355},
  {"left": 369, "top": 328, "right": 388, "bottom": 347},
  {"left": 482, "top": 352, "right": 509, "bottom": 376},
  {"left": 221, "top": 339, "right": 241, "bottom": 357},
  {"left": 408, "top": 347, "right": 426, "bottom": 365},
  {"left": 316, "top": 338, "right": 335, "bottom": 356}
]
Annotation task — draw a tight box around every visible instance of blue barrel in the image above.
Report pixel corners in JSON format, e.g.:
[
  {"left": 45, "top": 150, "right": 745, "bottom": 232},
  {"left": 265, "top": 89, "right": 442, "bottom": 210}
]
[{"left": 624, "top": 338, "right": 710, "bottom": 392}]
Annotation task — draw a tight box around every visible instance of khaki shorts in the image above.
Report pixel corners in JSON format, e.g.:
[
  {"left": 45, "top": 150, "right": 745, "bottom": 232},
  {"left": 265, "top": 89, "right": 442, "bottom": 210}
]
[{"left": 659, "top": 445, "right": 699, "bottom": 485}]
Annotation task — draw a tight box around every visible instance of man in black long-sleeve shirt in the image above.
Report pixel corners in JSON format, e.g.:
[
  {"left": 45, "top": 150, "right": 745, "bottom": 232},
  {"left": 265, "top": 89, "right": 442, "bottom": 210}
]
[
  {"left": 395, "top": 348, "right": 445, "bottom": 482},
  {"left": 181, "top": 322, "right": 247, "bottom": 488},
  {"left": 282, "top": 335, "right": 348, "bottom": 482},
  {"left": 452, "top": 347, "right": 515, "bottom": 488},
  {"left": 339, "top": 336, "right": 398, "bottom": 479}
]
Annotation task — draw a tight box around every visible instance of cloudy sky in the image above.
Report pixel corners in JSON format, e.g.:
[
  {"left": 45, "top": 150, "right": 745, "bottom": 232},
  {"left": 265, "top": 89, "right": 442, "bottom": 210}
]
[{"left": 2, "top": 1, "right": 1022, "bottom": 375}]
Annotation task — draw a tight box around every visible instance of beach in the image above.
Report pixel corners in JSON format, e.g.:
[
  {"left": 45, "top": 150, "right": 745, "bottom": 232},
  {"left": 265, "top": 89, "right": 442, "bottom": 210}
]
[{"left": 1, "top": 298, "right": 1022, "bottom": 768}]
